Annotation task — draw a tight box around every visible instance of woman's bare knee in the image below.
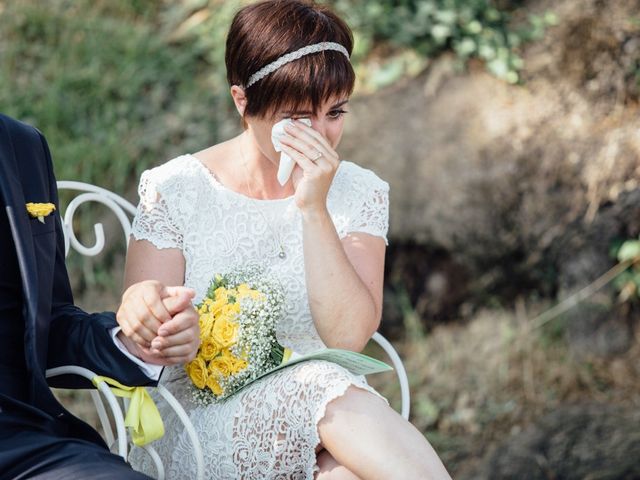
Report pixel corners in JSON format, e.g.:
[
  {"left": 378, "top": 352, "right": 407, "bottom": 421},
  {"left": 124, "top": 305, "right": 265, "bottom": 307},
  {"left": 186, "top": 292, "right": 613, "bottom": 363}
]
[
  {"left": 319, "top": 386, "right": 387, "bottom": 430},
  {"left": 315, "top": 450, "right": 361, "bottom": 480}
]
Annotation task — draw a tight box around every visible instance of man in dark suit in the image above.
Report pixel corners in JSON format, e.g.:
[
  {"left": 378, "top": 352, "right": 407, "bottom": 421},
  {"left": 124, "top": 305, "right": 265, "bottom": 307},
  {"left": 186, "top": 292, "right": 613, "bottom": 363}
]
[{"left": 0, "top": 113, "right": 199, "bottom": 478}]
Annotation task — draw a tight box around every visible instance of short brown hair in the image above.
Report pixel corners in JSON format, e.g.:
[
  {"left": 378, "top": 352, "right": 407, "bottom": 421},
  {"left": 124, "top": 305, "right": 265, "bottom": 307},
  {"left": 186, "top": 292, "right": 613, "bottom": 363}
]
[{"left": 225, "top": 0, "right": 355, "bottom": 122}]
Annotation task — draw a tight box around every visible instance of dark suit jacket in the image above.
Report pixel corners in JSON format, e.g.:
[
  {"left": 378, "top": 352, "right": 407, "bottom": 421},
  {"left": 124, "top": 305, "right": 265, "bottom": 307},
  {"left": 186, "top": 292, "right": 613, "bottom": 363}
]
[{"left": 0, "top": 113, "right": 156, "bottom": 473}]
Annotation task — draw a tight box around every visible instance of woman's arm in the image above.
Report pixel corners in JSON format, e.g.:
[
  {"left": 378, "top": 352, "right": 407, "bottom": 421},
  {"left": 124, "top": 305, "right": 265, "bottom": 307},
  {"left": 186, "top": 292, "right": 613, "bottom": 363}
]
[
  {"left": 279, "top": 120, "right": 387, "bottom": 352},
  {"left": 302, "top": 210, "right": 385, "bottom": 351},
  {"left": 124, "top": 238, "right": 186, "bottom": 288},
  {"left": 116, "top": 238, "right": 198, "bottom": 364}
]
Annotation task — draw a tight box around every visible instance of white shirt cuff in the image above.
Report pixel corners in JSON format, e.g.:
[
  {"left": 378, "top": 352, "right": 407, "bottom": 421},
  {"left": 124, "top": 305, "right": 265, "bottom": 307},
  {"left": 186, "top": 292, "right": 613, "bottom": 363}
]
[{"left": 110, "top": 327, "right": 163, "bottom": 381}]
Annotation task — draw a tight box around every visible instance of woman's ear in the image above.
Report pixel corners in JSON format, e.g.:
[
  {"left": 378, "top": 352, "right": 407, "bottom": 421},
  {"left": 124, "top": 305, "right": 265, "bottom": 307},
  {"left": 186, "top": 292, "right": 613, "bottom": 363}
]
[{"left": 230, "top": 85, "right": 247, "bottom": 116}]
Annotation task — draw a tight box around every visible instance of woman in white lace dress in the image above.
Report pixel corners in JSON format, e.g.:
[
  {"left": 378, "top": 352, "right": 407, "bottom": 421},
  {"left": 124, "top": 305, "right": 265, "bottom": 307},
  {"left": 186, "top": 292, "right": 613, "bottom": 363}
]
[{"left": 121, "top": 1, "right": 451, "bottom": 478}]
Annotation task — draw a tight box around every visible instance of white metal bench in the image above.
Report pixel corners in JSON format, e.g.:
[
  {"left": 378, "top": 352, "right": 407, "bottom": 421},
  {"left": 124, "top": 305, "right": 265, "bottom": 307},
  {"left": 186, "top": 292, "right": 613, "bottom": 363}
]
[{"left": 48, "top": 180, "right": 411, "bottom": 479}]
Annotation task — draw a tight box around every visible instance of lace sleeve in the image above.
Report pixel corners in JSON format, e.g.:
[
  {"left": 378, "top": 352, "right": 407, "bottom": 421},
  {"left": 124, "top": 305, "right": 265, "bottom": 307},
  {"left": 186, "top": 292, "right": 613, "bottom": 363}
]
[
  {"left": 130, "top": 169, "right": 183, "bottom": 250},
  {"left": 345, "top": 170, "right": 390, "bottom": 245}
]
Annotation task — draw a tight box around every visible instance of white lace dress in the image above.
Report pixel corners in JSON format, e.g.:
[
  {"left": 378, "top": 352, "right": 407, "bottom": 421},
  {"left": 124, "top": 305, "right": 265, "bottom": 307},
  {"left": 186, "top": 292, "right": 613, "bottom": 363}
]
[{"left": 129, "top": 154, "right": 390, "bottom": 479}]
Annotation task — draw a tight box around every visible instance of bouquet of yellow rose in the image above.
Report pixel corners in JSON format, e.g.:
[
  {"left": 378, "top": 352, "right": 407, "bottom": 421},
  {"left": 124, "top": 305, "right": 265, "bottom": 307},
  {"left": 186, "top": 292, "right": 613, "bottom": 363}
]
[{"left": 185, "top": 265, "right": 288, "bottom": 404}]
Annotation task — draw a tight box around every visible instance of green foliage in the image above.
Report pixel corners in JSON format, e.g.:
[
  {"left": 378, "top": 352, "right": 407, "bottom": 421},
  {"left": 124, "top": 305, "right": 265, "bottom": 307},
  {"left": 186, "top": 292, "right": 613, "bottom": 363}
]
[
  {"left": 0, "top": 0, "right": 221, "bottom": 192},
  {"left": 618, "top": 240, "right": 640, "bottom": 262},
  {"left": 612, "top": 238, "right": 640, "bottom": 302},
  {"left": 331, "top": 0, "right": 557, "bottom": 85}
]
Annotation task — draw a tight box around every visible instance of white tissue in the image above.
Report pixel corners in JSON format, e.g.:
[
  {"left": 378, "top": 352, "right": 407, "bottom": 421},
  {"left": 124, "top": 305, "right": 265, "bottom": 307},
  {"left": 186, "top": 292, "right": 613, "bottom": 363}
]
[{"left": 271, "top": 117, "right": 312, "bottom": 186}]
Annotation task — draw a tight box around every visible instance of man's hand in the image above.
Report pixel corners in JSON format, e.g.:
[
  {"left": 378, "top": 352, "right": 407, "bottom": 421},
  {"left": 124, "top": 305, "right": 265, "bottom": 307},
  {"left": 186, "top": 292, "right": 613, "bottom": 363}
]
[
  {"left": 116, "top": 280, "right": 199, "bottom": 365},
  {"left": 145, "top": 293, "right": 200, "bottom": 364}
]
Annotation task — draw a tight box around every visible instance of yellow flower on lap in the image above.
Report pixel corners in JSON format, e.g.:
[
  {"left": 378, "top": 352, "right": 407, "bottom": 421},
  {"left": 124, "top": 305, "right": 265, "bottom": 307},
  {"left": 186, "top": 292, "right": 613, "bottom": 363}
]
[
  {"left": 237, "top": 283, "right": 265, "bottom": 301},
  {"left": 213, "top": 287, "right": 229, "bottom": 305},
  {"left": 209, "top": 352, "right": 236, "bottom": 377},
  {"left": 222, "top": 302, "right": 241, "bottom": 317},
  {"left": 186, "top": 357, "right": 208, "bottom": 390},
  {"left": 26, "top": 202, "right": 55, "bottom": 223},
  {"left": 200, "top": 338, "right": 220, "bottom": 361},
  {"left": 212, "top": 315, "right": 239, "bottom": 348},
  {"left": 199, "top": 312, "right": 215, "bottom": 341},
  {"left": 230, "top": 355, "right": 248, "bottom": 374},
  {"left": 202, "top": 295, "right": 228, "bottom": 317},
  {"left": 210, "top": 298, "right": 227, "bottom": 316},
  {"left": 206, "top": 374, "right": 223, "bottom": 396}
]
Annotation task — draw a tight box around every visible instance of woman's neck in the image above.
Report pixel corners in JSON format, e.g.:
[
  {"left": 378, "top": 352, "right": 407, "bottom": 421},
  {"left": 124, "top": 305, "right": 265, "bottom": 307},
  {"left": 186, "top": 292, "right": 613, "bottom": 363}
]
[{"left": 237, "top": 132, "right": 294, "bottom": 200}]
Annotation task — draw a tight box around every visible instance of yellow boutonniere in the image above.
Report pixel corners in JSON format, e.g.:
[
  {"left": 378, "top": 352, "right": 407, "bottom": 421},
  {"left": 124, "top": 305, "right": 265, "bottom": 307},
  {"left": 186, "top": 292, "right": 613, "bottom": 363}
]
[{"left": 26, "top": 202, "right": 56, "bottom": 223}]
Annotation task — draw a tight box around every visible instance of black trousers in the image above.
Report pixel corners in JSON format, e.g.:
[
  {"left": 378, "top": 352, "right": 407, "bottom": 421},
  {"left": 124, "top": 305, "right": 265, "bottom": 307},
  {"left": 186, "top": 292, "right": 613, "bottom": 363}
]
[{"left": 2, "top": 430, "right": 152, "bottom": 480}]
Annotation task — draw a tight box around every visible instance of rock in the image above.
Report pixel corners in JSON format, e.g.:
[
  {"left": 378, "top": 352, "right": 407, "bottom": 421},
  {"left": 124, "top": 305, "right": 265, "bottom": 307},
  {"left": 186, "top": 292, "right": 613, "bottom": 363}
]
[
  {"left": 340, "top": 0, "right": 640, "bottom": 349},
  {"left": 564, "top": 300, "right": 634, "bottom": 357},
  {"left": 554, "top": 189, "right": 640, "bottom": 356},
  {"left": 381, "top": 242, "right": 470, "bottom": 335},
  {"left": 464, "top": 404, "right": 640, "bottom": 480}
]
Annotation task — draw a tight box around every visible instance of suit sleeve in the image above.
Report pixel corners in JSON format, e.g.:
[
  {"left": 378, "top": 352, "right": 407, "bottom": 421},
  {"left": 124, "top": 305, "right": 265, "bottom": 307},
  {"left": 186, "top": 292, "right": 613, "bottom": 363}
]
[{"left": 37, "top": 130, "right": 159, "bottom": 389}]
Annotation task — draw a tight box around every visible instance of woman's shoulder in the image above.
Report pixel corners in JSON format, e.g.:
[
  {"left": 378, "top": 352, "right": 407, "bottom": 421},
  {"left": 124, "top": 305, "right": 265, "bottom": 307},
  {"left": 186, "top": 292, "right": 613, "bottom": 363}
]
[
  {"left": 135, "top": 155, "right": 207, "bottom": 226},
  {"left": 333, "top": 160, "right": 389, "bottom": 194},
  {"left": 329, "top": 161, "right": 390, "bottom": 240},
  {"left": 138, "top": 154, "right": 208, "bottom": 197},
  {"left": 140, "top": 154, "right": 198, "bottom": 184}
]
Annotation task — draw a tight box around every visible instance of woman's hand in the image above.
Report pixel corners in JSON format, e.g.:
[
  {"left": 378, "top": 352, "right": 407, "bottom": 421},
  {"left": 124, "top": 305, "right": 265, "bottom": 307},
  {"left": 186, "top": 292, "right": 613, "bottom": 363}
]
[
  {"left": 116, "top": 280, "right": 200, "bottom": 365},
  {"left": 279, "top": 120, "right": 339, "bottom": 214}
]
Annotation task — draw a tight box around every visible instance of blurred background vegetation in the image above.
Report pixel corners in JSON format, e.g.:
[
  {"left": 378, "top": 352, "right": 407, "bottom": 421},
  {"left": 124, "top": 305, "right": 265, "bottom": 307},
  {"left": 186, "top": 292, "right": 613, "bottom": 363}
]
[
  {"left": 2, "top": 0, "right": 639, "bottom": 478},
  {"left": 0, "top": 0, "right": 556, "bottom": 190}
]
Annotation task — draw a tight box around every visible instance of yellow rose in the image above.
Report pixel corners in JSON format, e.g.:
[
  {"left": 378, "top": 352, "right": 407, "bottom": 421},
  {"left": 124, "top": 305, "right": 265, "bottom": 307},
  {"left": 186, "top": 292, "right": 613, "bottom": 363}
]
[
  {"left": 227, "top": 287, "right": 238, "bottom": 298},
  {"left": 209, "top": 350, "right": 236, "bottom": 378},
  {"left": 209, "top": 296, "right": 227, "bottom": 317},
  {"left": 249, "top": 285, "right": 267, "bottom": 301},
  {"left": 212, "top": 316, "right": 239, "bottom": 348},
  {"left": 199, "top": 338, "right": 220, "bottom": 361},
  {"left": 206, "top": 374, "right": 223, "bottom": 396},
  {"left": 185, "top": 357, "right": 208, "bottom": 389},
  {"left": 236, "top": 284, "right": 261, "bottom": 301},
  {"left": 220, "top": 302, "right": 241, "bottom": 318},
  {"left": 199, "top": 312, "right": 215, "bottom": 341},
  {"left": 229, "top": 355, "right": 248, "bottom": 374},
  {"left": 198, "top": 298, "right": 215, "bottom": 315},
  {"left": 213, "top": 287, "right": 229, "bottom": 304},
  {"left": 220, "top": 348, "right": 247, "bottom": 375}
]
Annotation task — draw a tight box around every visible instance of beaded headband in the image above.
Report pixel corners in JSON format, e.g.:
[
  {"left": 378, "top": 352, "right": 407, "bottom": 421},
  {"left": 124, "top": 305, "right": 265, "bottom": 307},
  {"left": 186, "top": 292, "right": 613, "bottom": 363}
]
[{"left": 244, "top": 41, "right": 350, "bottom": 89}]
